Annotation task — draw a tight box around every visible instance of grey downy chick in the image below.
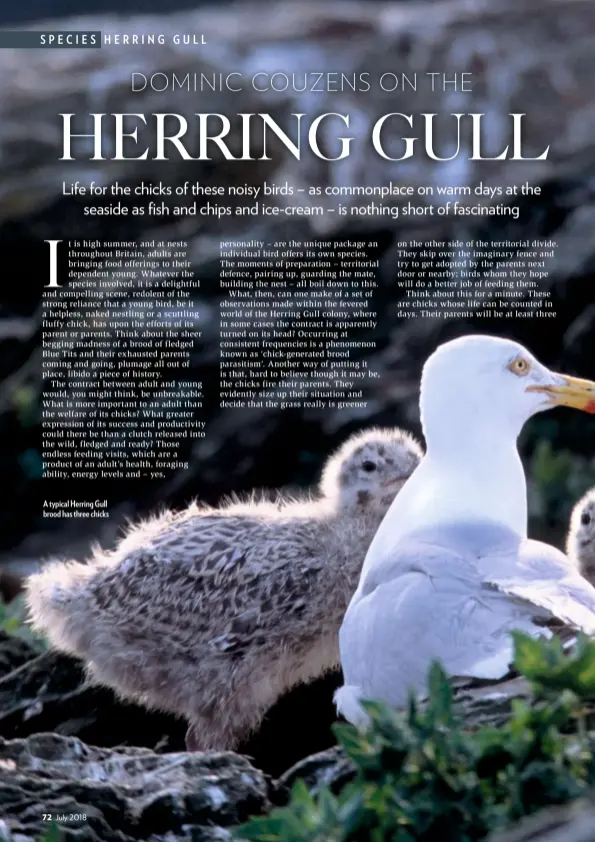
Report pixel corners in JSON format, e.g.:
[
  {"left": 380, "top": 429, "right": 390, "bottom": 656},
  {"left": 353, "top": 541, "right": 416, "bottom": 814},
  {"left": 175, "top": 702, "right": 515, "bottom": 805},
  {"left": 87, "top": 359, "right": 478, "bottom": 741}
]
[
  {"left": 567, "top": 488, "right": 595, "bottom": 585},
  {"left": 26, "top": 427, "right": 422, "bottom": 752}
]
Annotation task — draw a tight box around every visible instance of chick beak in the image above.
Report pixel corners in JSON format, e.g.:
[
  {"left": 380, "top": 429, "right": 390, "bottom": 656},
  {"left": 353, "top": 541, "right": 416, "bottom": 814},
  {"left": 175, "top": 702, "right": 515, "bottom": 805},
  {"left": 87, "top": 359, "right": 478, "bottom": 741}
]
[
  {"left": 526, "top": 374, "right": 595, "bottom": 413},
  {"left": 382, "top": 475, "right": 410, "bottom": 488}
]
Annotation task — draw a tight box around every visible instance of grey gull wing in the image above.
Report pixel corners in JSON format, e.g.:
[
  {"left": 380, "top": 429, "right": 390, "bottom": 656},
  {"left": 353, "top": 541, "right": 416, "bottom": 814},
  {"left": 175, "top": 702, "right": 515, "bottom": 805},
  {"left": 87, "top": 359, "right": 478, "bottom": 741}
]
[
  {"left": 485, "top": 536, "right": 595, "bottom": 634},
  {"left": 339, "top": 520, "right": 595, "bottom": 711}
]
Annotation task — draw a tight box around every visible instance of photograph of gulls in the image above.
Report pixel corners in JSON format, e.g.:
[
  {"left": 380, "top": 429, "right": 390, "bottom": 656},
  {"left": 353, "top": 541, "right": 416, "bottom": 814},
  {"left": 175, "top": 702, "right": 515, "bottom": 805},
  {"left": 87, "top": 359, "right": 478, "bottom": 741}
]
[
  {"left": 25, "top": 427, "right": 422, "bottom": 751},
  {"left": 567, "top": 488, "right": 595, "bottom": 586},
  {"left": 336, "top": 333, "right": 595, "bottom": 728}
]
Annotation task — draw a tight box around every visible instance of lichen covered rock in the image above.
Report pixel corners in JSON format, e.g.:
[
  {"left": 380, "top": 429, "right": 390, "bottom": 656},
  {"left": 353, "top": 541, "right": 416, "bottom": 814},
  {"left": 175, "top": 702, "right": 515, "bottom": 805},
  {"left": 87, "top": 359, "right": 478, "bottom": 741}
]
[{"left": 0, "top": 733, "right": 271, "bottom": 841}]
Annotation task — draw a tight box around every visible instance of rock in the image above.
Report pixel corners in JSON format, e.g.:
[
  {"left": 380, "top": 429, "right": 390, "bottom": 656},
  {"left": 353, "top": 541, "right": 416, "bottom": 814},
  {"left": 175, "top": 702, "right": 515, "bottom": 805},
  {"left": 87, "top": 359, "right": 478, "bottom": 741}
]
[
  {"left": 452, "top": 674, "right": 533, "bottom": 729},
  {"left": 490, "top": 797, "right": 595, "bottom": 842},
  {"left": 277, "top": 746, "right": 354, "bottom": 802},
  {"left": 0, "top": 649, "right": 186, "bottom": 752},
  {"left": 2, "top": 0, "right": 228, "bottom": 28},
  {"left": 0, "top": 732, "right": 271, "bottom": 841},
  {"left": 0, "top": 630, "right": 40, "bottom": 680}
]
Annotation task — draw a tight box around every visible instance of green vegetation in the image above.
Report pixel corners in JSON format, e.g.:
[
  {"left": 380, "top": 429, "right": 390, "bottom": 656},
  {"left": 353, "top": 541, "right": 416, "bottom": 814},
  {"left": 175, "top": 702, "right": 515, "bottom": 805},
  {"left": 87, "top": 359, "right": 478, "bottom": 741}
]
[
  {"left": 528, "top": 438, "right": 595, "bottom": 533},
  {"left": 38, "top": 823, "right": 63, "bottom": 842},
  {"left": 237, "top": 634, "right": 595, "bottom": 842},
  {"left": 0, "top": 593, "right": 46, "bottom": 647}
]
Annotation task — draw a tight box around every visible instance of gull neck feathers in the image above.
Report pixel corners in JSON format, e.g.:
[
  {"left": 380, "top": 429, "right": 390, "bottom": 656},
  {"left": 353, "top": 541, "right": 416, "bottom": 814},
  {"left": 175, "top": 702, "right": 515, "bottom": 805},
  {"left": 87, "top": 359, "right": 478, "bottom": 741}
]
[
  {"left": 356, "top": 336, "right": 539, "bottom": 587},
  {"left": 357, "top": 442, "right": 528, "bottom": 588}
]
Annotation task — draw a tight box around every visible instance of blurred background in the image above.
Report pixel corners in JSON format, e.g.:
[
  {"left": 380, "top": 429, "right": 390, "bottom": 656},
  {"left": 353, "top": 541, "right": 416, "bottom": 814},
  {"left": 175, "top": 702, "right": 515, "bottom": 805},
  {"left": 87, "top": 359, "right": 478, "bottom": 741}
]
[
  {"left": 0, "top": 0, "right": 593, "bottom": 775},
  {"left": 0, "top": 0, "right": 225, "bottom": 25}
]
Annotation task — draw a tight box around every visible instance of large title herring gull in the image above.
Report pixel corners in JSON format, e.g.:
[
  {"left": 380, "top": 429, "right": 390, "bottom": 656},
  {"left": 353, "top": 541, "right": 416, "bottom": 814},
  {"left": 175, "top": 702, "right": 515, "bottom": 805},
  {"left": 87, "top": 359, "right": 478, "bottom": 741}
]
[{"left": 336, "top": 334, "right": 595, "bottom": 726}]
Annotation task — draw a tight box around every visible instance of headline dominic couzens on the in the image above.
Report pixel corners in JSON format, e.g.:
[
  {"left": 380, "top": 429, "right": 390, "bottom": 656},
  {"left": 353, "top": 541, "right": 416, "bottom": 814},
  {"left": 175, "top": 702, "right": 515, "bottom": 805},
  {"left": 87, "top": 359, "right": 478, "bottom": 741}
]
[{"left": 55, "top": 70, "right": 550, "bottom": 162}]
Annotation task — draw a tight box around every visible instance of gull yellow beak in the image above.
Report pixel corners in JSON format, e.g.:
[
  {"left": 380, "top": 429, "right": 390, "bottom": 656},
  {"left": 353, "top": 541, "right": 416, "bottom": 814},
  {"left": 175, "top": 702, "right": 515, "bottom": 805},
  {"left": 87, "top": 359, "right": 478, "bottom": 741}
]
[{"left": 526, "top": 374, "right": 595, "bottom": 413}]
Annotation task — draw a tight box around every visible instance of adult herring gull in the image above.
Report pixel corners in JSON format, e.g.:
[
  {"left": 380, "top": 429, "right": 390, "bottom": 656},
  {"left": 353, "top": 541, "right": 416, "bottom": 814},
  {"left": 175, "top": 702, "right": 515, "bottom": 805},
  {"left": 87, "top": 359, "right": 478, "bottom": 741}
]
[{"left": 336, "top": 334, "right": 595, "bottom": 726}]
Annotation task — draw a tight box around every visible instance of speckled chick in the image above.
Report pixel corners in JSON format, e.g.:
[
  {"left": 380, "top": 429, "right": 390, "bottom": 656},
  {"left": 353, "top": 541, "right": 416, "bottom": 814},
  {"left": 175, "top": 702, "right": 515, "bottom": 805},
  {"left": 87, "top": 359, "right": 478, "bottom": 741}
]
[
  {"left": 567, "top": 488, "right": 595, "bottom": 585},
  {"left": 25, "top": 427, "right": 422, "bottom": 752}
]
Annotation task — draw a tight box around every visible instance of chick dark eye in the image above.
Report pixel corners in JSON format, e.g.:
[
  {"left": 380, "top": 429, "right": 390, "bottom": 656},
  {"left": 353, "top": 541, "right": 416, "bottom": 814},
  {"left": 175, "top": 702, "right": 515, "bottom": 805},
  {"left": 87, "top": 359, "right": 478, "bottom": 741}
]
[
  {"left": 362, "top": 461, "right": 377, "bottom": 473},
  {"left": 582, "top": 511, "right": 592, "bottom": 527}
]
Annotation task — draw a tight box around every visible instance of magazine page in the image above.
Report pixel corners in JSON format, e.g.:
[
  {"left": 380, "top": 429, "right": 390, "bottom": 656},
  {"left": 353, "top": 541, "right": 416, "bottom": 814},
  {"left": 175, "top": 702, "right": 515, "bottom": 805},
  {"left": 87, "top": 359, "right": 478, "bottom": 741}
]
[{"left": 1, "top": 0, "right": 595, "bottom": 839}]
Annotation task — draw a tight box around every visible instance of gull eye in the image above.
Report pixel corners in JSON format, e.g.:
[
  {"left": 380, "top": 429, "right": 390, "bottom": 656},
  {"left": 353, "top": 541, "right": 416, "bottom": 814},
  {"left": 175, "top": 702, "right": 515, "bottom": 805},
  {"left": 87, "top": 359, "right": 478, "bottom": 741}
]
[
  {"left": 362, "top": 460, "right": 377, "bottom": 473},
  {"left": 508, "top": 355, "right": 531, "bottom": 377},
  {"left": 582, "top": 511, "right": 592, "bottom": 527}
]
